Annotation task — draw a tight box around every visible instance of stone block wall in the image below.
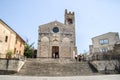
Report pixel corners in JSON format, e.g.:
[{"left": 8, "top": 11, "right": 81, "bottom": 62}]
[
  {"left": 0, "top": 59, "right": 25, "bottom": 72},
  {"left": 90, "top": 60, "right": 119, "bottom": 72},
  {"left": 60, "top": 46, "right": 71, "bottom": 58}
]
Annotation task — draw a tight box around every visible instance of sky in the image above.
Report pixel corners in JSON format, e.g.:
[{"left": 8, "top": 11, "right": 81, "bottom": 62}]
[{"left": 0, "top": 0, "right": 120, "bottom": 54}]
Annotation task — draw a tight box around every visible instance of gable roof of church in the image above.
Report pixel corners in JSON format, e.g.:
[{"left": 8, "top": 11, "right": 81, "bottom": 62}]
[{"left": 39, "top": 20, "right": 65, "bottom": 28}]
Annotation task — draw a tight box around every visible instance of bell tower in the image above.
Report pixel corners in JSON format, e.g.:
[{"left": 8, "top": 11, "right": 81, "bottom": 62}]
[{"left": 64, "top": 9, "right": 75, "bottom": 25}]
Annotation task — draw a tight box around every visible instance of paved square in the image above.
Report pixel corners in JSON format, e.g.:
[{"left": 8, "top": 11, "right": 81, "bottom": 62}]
[{"left": 0, "top": 75, "right": 120, "bottom": 80}]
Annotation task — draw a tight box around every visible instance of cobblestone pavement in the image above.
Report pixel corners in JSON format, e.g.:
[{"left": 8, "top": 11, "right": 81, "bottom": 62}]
[{"left": 0, "top": 75, "right": 120, "bottom": 80}]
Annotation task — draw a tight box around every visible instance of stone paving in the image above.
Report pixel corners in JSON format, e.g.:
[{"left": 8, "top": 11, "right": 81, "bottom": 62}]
[{"left": 0, "top": 75, "right": 120, "bottom": 80}]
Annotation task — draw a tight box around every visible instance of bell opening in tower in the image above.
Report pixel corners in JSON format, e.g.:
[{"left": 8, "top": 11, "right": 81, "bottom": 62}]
[{"left": 67, "top": 18, "right": 73, "bottom": 24}]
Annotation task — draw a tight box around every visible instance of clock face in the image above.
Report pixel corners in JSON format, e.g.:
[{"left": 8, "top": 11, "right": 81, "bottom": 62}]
[{"left": 53, "top": 27, "right": 59, "bottom": 33}]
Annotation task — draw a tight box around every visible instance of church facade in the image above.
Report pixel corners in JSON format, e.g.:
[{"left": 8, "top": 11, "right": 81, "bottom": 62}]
[{"left": 37, "top": 9, "right": 77, "bottom": 58}]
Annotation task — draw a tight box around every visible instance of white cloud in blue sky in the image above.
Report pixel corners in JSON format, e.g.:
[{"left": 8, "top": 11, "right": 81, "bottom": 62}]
[{"left": 0, "top": 0, "right": 120, "bottom": 54}]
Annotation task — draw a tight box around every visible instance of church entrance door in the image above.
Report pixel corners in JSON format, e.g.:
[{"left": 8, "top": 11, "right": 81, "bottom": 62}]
[{"left": 52, "top": 46, "right": 59, "bottom": 58}]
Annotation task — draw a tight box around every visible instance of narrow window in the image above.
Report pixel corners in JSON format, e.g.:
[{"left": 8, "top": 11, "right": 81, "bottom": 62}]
[
  {"left": 20, "top": 42, "right": 22, "bottom": 47},
  {"left": 14, "top": 48, "right": 16, "bottom": 54},
  {"left": 19, "top": 51, "right": 21, "bottom": 54},
  {"left": 16, "top": 38, "right": 17, "bottom": 44},
  {"left": 5, "top": 36, "right": 8, "bottom": 42}
]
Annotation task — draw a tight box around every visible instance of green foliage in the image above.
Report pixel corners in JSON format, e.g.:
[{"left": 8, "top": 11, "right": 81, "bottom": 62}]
[
  {"left": 6, "top": 50, "right": 13, "bottom": 59},
  {"left": 24, "top": 40, "right": 34, "bottom": 58}
]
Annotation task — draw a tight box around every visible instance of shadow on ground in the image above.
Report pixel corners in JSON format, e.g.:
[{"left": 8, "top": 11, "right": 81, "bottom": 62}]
[{"left": 0, "top": 70, "right": 16, "bottom": 75}]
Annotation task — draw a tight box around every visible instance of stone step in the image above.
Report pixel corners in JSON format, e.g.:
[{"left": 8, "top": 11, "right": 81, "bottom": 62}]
[
  {"left": 15, "top": 58, "right": 98, "bottom": 76},
  {"left": 27, "top": 58, "right": 76, "bottom": 63}
]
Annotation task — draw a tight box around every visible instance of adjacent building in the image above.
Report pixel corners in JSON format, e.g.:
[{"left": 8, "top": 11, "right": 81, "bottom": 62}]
[
  {"left": 0, "top": 19, "right": 25, "bottom": 58},
  {"left": 37, "top": 9, "right": 77, "bottom": 58},
  {"left": 113, "top": 40, "right": 120, "bottom": 54},
  {"left": 89, "top": 32, "right": 119, "bottom": 54}
]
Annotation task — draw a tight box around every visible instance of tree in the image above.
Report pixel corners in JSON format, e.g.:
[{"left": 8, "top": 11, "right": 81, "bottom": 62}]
[{"left": 24, "top": 39, "right": 34, "bottom": 58}]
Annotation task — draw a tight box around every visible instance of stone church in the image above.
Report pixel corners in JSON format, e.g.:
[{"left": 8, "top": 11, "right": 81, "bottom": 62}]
[{"left": 37, "top": 9, "right": 77, "bottom": 58}]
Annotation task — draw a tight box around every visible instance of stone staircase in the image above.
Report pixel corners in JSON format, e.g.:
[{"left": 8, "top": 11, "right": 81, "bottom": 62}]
[{"left": 15, "top": 58, "right": 98, "bottom": 76}]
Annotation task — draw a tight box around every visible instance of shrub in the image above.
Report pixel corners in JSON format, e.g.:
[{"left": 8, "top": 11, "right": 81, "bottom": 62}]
[{"left": 6, "top": 50, "right": 13, "bottom": 59}]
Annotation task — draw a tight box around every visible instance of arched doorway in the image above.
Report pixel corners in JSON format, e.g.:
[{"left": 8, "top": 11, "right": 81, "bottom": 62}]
[{"left": 52, "top": 46, "right": 59, "bottom": 58}]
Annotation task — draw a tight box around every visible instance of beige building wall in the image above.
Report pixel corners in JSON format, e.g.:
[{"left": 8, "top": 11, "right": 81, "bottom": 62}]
[
  {"left": 0, "top": 19, "right": 25, "bottom": 58},
  {"left": 14, "top": 36, "right": 25, "bottom": 57},
  {"left": 0, "top": 21, "right": 16, "bottom": 58},
  {"left": 90, "top": 32, "right": 119, "bottom": 54}
]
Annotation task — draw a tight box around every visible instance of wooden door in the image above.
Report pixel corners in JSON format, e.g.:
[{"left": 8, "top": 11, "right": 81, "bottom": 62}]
[{"left": 52, "top": 46, "right": 59, "bottom": 58}]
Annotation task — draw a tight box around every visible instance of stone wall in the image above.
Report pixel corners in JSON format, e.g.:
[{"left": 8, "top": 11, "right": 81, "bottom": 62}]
[
  {"left": 60, "top": 46, "right": 71, "bottom": 58},
  {"left": 90, "top": 60, "right": 119, "bottom": 73},
  {"left": 114, "top": 43, "right": 120, "bottom": 54},
  {"left": 0, "top": 58, "right": 25, "bottom": 72},
  {"left": 38, "top": 10, "right": 77, "bottom": 58},
  {"left": 38, "top": 21, "right": 77, "bottom": 58}
]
